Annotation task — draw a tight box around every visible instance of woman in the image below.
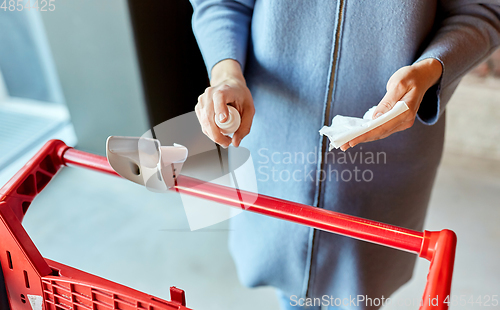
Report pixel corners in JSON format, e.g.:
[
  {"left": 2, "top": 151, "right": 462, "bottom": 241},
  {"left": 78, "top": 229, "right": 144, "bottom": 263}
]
[{"left": 190, "top": 1, "right": 500, "bottom": 309}]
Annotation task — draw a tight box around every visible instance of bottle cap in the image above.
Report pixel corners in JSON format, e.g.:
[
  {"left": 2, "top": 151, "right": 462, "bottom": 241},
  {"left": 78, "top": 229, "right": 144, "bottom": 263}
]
[{"left": 215, "top": 105, "right": 241, "bottom": 135}]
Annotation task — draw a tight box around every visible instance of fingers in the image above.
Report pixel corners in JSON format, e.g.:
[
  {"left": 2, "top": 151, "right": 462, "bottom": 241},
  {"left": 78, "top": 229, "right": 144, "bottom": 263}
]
[
  {"left": 373, "top": 72, "right": 408, "bottom": 119},
  {"left": 378, "top": 121, "right": 412, "bottom": 140},
  {"left": 340, "top": 142, "right": 350, "bottom": 152},
  {"left": 213, "top": 86, "right": 232, "bottom": 123},
  {"left": 347, "top": 96, "right": 416, "bottom": 149},
  {"left": 372, "top": 84, "right": 406, "bottom": 120},
  {"left": 196, "top": 88, "right": 232, "bottom": 147},
  {"left": 346, "top": 71, "right": 412, "bottom": 147},
  {"left": 339, "top": 65, "right": 432, "bottom": 149},
  {"left": 196, "top": 80, "right": 255, "bottom": 148},
  {"left": 348, "top": 89, "right": 420, "bottom": 148},
  {"left": 207, "top": 119, "right": 232, "bottom": 148},
  {"left": 232, "top": 105, "right": 255, "bottom": 147},
  {"left": 348, "top": 111, "right": 408, "bottom": 148}
]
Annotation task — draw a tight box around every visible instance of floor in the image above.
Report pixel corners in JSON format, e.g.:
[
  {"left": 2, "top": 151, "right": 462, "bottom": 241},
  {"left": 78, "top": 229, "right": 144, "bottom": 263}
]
[{"left": 444, "top": 75, "right": 500, "bottom": 160}]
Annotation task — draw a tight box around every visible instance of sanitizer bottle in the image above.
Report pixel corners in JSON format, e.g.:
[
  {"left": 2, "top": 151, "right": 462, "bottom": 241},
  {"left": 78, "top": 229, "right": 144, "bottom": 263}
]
[{"left": 215, "top": 105, "right": 241, "bottom": 136}]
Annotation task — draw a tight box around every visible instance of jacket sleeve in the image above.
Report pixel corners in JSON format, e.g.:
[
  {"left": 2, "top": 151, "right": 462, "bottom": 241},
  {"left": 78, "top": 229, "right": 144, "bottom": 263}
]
[
  {"left": 415, "top": 1, "right": 500, "bottom": 125},
  {"left": 189, "top": 0, "right": 255, "bottom": 78}
]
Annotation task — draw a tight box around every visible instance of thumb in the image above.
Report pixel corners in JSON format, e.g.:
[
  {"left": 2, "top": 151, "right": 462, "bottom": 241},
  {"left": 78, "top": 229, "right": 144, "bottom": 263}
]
[
  {"left": 213, "top": 89, "right": 231, "bottom": 124},
  {"left": 372, "top": 87, "right": 405, "bottom": 120}
]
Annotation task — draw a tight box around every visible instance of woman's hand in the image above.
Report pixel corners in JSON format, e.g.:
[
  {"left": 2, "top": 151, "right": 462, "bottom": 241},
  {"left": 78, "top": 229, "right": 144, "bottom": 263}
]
[
  {"left": 340, "top": 58, "right": 443, "bottom": 151},
  {"left": 195, "top": 59, "right": 255, "bottom": 148}
]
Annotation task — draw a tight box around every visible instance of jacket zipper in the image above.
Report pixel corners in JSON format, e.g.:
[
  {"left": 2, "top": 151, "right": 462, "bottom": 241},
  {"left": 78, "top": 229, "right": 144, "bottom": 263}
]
[{"left": 305, "top": 0, "right": 346, "bottom": 298}]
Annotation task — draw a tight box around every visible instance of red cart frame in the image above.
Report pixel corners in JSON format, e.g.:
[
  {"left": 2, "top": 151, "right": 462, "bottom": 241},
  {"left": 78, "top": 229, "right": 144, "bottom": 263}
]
[{"left": 0, "top": 140, "right": 457, "bottom": 310}]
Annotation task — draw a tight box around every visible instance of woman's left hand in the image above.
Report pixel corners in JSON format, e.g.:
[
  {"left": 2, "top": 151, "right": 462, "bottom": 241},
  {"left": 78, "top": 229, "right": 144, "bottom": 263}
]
[{"left": 340, "top": 58, "right": 443, "bottom": 151}]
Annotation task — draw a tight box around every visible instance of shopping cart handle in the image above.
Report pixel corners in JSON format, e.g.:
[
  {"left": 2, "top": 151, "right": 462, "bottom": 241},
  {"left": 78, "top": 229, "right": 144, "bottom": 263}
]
[
  {"left": 418, "top": 230, "right": 457, "bottom": 310},
  {"left": 62, "top": 140, "right": 458, "bottom": 309},
  {"left": 0, "top": 140, "right": 457, "bottom": 310}
]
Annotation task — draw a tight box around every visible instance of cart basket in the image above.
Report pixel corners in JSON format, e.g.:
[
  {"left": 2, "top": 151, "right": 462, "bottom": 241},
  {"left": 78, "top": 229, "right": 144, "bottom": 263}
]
[{"left": 0, "top": 140, "right": 457, "bottom": 310}]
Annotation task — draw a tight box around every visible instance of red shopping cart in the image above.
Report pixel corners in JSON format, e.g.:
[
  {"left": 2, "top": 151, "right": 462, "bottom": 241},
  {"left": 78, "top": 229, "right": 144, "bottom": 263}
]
[{"left": 0, "top": 140, "right": 457, "bottom": 310}]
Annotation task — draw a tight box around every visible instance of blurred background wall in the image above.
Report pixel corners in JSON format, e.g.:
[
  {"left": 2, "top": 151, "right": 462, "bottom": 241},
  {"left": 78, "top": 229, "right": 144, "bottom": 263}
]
[
  {"left": 39, "top": 0, "right": 148, "bottom": 154},
  {"left": 0, "top": 9, "right": 76, "bottom": 176},
  {"left": 444, "top": 51, "right": 500, "bottom": 162},
  {"left": 39, "top": 0, "right": 207, "bottom": 154}
]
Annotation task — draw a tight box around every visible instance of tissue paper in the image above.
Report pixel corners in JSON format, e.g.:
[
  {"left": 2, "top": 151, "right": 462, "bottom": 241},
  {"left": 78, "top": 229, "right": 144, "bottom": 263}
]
[{"left": 319, "top": 101, "right": 409, "bottom": 150}]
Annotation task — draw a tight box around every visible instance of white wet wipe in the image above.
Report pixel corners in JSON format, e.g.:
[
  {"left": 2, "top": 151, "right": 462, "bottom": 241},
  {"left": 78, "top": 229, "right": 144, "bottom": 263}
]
[{"left": 319, "top": 101, "right": 409, "bottom": 150}]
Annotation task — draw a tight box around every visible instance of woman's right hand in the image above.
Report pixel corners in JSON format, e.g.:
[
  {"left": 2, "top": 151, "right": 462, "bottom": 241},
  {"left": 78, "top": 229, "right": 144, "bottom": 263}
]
[{"left": 195, "top": 59, "right": 255, "bottom": 148}]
